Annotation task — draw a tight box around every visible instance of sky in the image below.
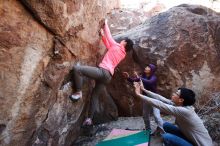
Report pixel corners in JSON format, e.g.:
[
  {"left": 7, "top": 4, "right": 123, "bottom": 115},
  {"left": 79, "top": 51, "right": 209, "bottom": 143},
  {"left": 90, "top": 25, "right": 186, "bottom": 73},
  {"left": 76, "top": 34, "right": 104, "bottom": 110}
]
[{"left": 119, "top": 0, "right": 220, "bottom": 12}]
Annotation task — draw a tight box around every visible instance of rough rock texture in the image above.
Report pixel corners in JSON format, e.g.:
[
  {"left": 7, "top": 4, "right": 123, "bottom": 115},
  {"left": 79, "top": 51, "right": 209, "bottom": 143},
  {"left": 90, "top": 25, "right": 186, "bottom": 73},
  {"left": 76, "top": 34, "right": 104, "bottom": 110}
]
[
  {"left": 0, "top": 0, "right": 119, "bottom": 146},
  {"left": 108, "top": 3, "right": 166, "bottom": 34},
  {"left": 202, "top": 113, "right": 220, "bottom": 144},
  {"left": 0, "top": 1, "right": 53, "bottom": 146},
  {"left": 198, "top": 92, "right": 220, "bottom": 144},
  {"left": 108, "top": 4, "right": 220, "bottom": 116}
]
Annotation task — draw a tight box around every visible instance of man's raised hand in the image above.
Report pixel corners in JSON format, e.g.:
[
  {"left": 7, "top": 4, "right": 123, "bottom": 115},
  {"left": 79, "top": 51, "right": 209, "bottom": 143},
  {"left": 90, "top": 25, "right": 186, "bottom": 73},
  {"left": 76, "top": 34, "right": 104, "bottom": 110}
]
[
  {"left": 133, "top": 82, "right": 141, "bottom": 95},
  {"left": 140, "top": 80, "right": 144, "bottom": 90},
  {"left": 133, "top": 71, "right": 139, "bottom": 78}
]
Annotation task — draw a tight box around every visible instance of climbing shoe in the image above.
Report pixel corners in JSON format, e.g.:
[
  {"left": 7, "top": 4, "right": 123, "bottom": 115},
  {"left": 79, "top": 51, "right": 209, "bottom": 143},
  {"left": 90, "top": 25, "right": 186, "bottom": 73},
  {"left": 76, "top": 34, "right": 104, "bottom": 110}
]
[
  {"left": 83, "top": 118, "right": 93, "bottom": 126},
  {"left": 69, "top": 91, "right": 82, "bottom": 102},
  {"left": 151, "top": 126, "right": 165, "bottom": 136}
]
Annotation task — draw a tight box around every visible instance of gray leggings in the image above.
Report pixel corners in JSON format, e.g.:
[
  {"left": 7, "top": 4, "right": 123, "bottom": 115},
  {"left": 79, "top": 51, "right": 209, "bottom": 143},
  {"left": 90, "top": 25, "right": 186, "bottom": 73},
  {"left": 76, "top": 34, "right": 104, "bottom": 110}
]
[
  {"left": 72, "top": 65, "right": 112, "bottom": 118},
  {"left": 143, "top": 100, "right": 164, "bottom": 130}
]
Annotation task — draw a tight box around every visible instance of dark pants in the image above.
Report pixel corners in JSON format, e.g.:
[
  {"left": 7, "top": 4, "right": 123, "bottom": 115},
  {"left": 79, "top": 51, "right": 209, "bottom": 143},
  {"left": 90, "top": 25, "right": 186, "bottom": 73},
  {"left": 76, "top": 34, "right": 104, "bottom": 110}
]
[
  {"left": 162, "top": 122, "right": 193, "bottom": 146},
  {"left": 72, "top": 65, "right": 112, "bottom": 119}
]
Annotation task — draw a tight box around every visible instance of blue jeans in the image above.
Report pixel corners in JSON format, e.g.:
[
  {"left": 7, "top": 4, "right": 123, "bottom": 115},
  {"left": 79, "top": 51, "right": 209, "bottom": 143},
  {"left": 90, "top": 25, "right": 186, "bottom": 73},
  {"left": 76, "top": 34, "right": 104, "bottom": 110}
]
[{"left": 162, "top": 122, "right": 193, "bottom": 146}]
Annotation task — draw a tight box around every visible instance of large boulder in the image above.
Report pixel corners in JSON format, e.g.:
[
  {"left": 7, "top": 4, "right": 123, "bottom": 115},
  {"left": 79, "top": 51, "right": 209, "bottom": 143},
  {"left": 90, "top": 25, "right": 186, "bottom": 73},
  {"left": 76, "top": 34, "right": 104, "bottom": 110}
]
[
  {"left": 0, "top": 1, "right": 53, "bottom": 146},
  {"left": 108, "top": 4, "right": 220, "bottom": 116},
  {"left": 0, "top": 0, "right": 119, "bottom": 146},
  {"left": 108, "top": 3, "right": 166, "bottom": 34}
]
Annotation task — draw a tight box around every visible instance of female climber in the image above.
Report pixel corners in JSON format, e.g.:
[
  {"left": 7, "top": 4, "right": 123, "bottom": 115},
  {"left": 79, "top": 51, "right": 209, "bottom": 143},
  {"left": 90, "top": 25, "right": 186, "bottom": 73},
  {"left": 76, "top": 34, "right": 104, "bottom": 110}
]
[{"left": 68, "top": 19, "right": 133, "bottom": 126}]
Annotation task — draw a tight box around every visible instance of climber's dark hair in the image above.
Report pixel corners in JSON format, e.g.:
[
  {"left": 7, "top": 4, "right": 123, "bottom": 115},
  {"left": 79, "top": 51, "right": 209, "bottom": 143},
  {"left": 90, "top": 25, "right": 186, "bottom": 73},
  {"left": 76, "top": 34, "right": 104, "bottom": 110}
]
[
  {"left": 124, "top": 38, "right": 134, "bottom": 52},
  {"left": 178, "top": 88, "right": 196, "bottom": 106}
]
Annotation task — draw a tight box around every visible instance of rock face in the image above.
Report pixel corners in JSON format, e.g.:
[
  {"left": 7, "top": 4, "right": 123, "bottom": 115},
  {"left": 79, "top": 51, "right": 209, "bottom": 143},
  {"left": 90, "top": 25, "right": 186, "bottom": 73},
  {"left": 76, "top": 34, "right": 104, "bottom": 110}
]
[
  {"left": 1, "top": 1, "right": 220, "bottom": 145},
  {"left": 0, "top": 1, "right": 119, "bottom": 146},
  {"left": 108, "top": 4, "right": 220, "bottom": 116},
  {"left": 203, "top": 113, "right": 220, "bottom": 145},
  {"left": 108, "top": 3, "right": 166, "bottom": 34},
  {"left": 198, "top": 92, "right": 220, "bottom": 144}
]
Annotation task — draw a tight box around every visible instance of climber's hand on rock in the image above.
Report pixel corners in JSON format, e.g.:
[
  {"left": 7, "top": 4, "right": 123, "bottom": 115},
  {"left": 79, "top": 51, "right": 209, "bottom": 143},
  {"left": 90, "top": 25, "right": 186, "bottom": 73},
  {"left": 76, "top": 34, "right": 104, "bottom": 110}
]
[
  {"left": 139, "top": 80, "right": 144, "bottom": 91},
  {"left": 133, "top": 71, "right": 139, "bottom": 78},
  {"left": 134, "top": 82, "right": 141, "bottom": 95},
  {"left": 105, "top": 19, "right": 108, "bottom": 25},
  {"left": 99, "top": 28, "right": 104, "bottom": 36}
]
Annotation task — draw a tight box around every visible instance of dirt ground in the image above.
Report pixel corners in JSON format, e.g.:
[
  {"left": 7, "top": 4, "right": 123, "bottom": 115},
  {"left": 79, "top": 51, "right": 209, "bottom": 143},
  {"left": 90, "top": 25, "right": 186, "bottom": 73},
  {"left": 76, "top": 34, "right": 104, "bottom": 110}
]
[{"left": 73, "top": 116, "right": 175, "bottom": 146}]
